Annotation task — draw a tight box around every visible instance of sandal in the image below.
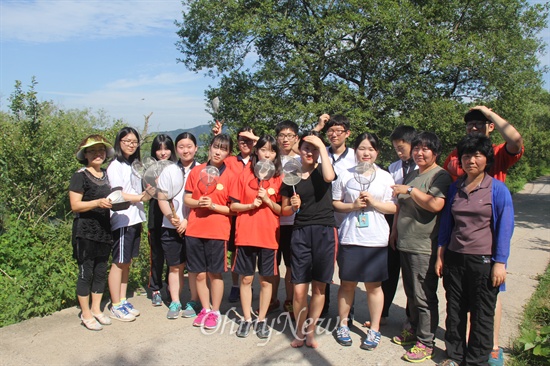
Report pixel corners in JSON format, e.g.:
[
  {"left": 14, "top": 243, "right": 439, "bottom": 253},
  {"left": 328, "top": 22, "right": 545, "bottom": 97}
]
[
  {"left": 81, "top": 315, "right": 103, "bottom": 331},
  {"left": 92, "top": 312, "right": 112, "bottom": 325}
]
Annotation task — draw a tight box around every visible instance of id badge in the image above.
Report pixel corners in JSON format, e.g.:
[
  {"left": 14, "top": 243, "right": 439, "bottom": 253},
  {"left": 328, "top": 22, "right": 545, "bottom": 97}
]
[{"left": 356, "top": 212, "right": 369, "bottom": 228}]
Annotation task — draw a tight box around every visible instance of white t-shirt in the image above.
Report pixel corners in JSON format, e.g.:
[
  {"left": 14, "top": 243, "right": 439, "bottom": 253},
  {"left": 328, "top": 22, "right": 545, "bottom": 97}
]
[
  {"left": 388, "top": 159, "right": 418, "bottom": 185},
  {"left": 327, "top": 146, "right": 356, "bottom": 227},
  {"left": 158, "top": 163, "right": 186, "bottom": 229},
  {"left": 107, "top": 158, "right": 146, "bottom": 231},
  {"left": 332, "top": 165, "right": 395, "bottom": 247}
]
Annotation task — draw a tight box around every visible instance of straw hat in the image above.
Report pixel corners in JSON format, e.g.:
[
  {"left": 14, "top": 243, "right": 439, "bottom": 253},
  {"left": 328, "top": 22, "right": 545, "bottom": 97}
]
[{"left": 76, "top": 135, "right": 114, "bottom": 160}]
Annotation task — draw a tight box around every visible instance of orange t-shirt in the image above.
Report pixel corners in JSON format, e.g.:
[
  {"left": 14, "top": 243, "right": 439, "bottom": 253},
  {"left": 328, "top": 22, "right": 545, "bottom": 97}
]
[
  {"left": 229, "top": 168, "right": 282, "bottom": 249},
  {"left": 184, "top": 163, "right": 236, "bottom": 240}
]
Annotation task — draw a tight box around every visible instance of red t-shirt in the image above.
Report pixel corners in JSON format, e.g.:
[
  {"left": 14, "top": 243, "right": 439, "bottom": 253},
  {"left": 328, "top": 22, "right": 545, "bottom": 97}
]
[
  {"left": 184, "top": 163, "right": 236, "bottom": 240},
  {"left": 225, "top": 155, "right": 251, "bottom": 175},
  {"left": 443, "top": 143, "right": 524, "bottom": 182},
  {"left": 229, "top": 168, "right": 282, "bottom": 249}
]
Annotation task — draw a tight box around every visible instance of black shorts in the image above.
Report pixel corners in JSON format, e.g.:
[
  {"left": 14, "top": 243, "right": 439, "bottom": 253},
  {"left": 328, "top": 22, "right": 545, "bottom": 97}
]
[
  {"left": 338, "top": 245, "right": 388, "bottom": 283},
  {"left": 111, "top": 223, "right": 142, "bottom": 264},
  {"left": 233, "top": 246, "right": 278, "bottom": 277},
  {"left": 161, "top": 228, "right": 186, "bottom": 266},
  {"left": 276, "top": 225, "right": 293, "bottom": 267},
  {"left": 291, "top": 225, "right": 337, "bottom": 284},
  {"left": 185, "top": 236, "right": 227, "bottom": 274}
]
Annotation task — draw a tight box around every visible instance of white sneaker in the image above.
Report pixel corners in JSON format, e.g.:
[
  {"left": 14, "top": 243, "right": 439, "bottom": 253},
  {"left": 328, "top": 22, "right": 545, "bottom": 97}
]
[{"left": 110, "top": 305, "right": 136, "bottom": 322}]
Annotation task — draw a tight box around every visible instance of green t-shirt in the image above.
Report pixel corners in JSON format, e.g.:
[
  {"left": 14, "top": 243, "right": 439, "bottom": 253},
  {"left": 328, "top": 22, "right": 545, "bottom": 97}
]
[{"left": 396, "top": 166, "right": 452, "bottom": 255}]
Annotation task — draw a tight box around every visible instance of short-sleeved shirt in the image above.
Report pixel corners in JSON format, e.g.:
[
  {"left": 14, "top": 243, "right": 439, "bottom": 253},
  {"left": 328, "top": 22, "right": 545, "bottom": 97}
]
[
  {"left": 280, "top": 163, "right": 336, "bottom": 228},
  {"left": 184, "top": 162, "right": 236, "bottom": 240},
  {"left": 448, "top": 174, "right": 493, "bottom": 255},
  {"left": 396, "top": 166, "right": 452, "bottom": 255},
  {"left": 106, "top": 158, "right": 146, "bottom": 230},
  {"left": 333, "top": 165, "right": 395, "bottom": 247},
  {"left": 443, "top": 143, "right": 523, "bottom": 182},
  {"left": 327, "top": 146, "right": 356, "bottom": 227},
  {"left": 230, "top": 168, "right": 282, "bottom": 249},
  {"left": 158, "top": 163, "right": 186, "bottom": 229},
  {"left": 69, "top": 168, "right": 112, "bottom": 244}
]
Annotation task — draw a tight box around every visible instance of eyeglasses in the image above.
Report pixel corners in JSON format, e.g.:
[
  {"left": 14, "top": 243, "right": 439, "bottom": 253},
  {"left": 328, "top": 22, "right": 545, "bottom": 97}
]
[
  {"left": 121, "top": 139, "right": 139, "bottom": 146},
  {"left": 466, "top": 121, "right": 488, "bottom": 129},
  {"left": 277, "top": 133, "right": 297, "bottom": 140},
  {"left": 327, "top": 129, "right": 347, "bottom": 136}
]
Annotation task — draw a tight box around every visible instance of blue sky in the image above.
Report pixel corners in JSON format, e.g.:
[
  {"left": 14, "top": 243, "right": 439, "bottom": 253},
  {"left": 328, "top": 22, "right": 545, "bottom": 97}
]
[{"left": 1, "top": 0, "right": 549, "bottom": 133}]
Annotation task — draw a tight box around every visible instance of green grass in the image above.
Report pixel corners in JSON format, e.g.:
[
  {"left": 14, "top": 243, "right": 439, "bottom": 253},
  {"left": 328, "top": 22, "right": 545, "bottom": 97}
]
[{"left": 508, "top": 262, "right": 550, "bottom": 365}]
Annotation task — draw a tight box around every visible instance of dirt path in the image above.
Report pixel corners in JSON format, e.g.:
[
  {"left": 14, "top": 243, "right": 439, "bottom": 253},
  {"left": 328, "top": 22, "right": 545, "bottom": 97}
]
[{"left": 1, "top": 177, "right": 548, "bottom": 365}]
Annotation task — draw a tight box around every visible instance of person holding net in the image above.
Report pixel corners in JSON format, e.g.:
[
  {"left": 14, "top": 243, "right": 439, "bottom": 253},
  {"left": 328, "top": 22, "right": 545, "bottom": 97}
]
[
  {"left": 280, "top": 131, "right": 337, "bottom": 349},
  {"left": 69, "top": 135, "right": 115, "bottom": 331},
  {"left": 332, "top": 133, "right": 397, "bottom": 350},
  {"left": 147, "top": 134, "right": 177, "bottom": 307},
  {"left": 229, "top": 135, "right": 283, "bottom": 339},
  {"left": 107, "top": 127, "right": 150, "bottom": 322},
  {"left": 183, "top": 134, "right": 236, "bottom": 330},
  {"left": 174, "top": 132, "right": 201, "bottom": 318}
]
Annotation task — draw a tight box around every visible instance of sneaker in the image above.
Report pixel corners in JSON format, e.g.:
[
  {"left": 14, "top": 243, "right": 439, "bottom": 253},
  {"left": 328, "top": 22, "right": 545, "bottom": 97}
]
[
  {"left": 182, "top": 301, "right": 200, "bottom": 318},
  {"left": 403, "top": 342, "right": 434, "bottom": 363},
  {"left": 255, "top": 299, "right": 280, "bottom": 316},
  {"left": 109, "top": 305, "right": 136, "bottom": 322},
  {"left": 392, "top": 327, "right": 416, "bottom": 346},
  {"left": 228, "top": 286, "right": 240, "bottom": 303},
  {"left": 151, "top": 291, "right": 162, "bottom": 307},
  {"left": 283, "top": 300, "right": 295, "bottom": 320},
  {"left": 167, "top": 302, "right": 182, "bottom": 319},
  {"left": 92, "top": 312, "right": 112, "bottom": 325},
  {"left": 204, "top": 311, "right": 220, "bottom": 330},
  {"left": 121, "top": 300, "right": 140, "bottom": 317},
  {"left": 81, "top": 315, "right": 103, "bottom": 331},
  {"left": 361, "top": 329, "right": 381, "bottom": 350},
  {"left": 437, "top": 360, "right": 460, "bottom": 366},
  {"left": 488, "top": 347, "right": 504, "bottom": 366},
  {"left": 193, "top": 308, "right": 209, "bottom": 327},
  {"left": 336, "top": 326, "right": 353, "bottom": 346},
  {"left": 256, "top": 320, "right": 271, "bottom": 339},
  {"left": 236, "top": 320, "right": 252, "bottom": 338}
]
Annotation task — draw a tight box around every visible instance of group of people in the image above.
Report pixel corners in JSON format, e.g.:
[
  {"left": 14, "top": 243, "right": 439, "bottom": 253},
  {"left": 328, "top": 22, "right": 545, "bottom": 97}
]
[{"left": 70, "top": 105, "right": 522, "bottom": 366}]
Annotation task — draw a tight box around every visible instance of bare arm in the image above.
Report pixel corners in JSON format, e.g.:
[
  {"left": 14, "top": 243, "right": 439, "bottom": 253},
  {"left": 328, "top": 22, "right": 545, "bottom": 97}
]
[
  {"left": 473, "top": 105, "right": 523, "bottom": 154},
  {"left": 312, "top": 113, "right": 330, "bottom": 132},
  {"left": 70, "top": 191, "right": 112, "bottom": 212},
  {"left": 392, "top": 184, "right": 445, "bottom": 213}
]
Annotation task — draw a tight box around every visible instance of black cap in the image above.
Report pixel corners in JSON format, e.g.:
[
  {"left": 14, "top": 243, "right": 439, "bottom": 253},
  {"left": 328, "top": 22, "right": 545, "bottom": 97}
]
[{"left": 464, "top": 110, "right": 489, "bottom": 123}]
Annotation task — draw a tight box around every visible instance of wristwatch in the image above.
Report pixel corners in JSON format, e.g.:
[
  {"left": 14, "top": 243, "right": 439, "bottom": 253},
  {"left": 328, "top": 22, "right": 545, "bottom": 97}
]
[
  {"left": 211, "top": 203, "right": 217, "bottom": 210},
  {"left": 407, "top": 186, "right": 414, "bottom": 194}
]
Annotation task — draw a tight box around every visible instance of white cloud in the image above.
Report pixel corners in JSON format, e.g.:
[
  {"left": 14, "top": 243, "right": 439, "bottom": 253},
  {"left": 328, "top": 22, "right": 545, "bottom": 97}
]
[
  {"left": 105, "top": 72, "right": 202, "bottom": 89},
  {"left": 0, "top": 0, "right": 183, "bottom": 43}
]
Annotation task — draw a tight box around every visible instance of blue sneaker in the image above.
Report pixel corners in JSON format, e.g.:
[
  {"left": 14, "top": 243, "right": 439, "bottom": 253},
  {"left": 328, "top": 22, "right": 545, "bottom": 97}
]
[
  {"left": 151, "top": 291, "right": 162, "bottom": 307},
  {"left": 167, "top": 302, "right": 182, "bottom": 319},
  {"left": 336, "top": 326, "right": 353, "bottom": 346},
  {"left": 361, "top": 329, "right": 381, "bottom": 350},
  {"left": 121, "top": 300, "right": 140, "bottom": 317},
  {"left": 488, "top": 347, "right": 504, "bottom": 366},
  {"left": 182, "top": 301, "right": 200, "bottom": 318}
]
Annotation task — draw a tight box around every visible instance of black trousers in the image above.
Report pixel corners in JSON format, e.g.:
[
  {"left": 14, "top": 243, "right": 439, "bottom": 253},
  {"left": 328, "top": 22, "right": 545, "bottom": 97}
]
[
  {"left": 147, "top": 229, "right": 167, "bottom": 292},
  {"left": 443, "top": 250, "right": 499, "bottom": 366}
]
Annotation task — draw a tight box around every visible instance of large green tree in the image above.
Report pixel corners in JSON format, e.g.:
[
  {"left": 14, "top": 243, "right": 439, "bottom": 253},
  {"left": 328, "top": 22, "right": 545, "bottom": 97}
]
[{"left": 176, "top": 0, "right": 548, "bottom": 162}]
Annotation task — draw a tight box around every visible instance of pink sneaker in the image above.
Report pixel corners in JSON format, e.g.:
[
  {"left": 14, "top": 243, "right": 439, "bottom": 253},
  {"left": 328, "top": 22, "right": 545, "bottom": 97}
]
[
  {"left": 193, "top": 308, "right": 208, "bottom": 327},
  {"left": 203, "top": 311, "right": 220, "bottom": 330}
]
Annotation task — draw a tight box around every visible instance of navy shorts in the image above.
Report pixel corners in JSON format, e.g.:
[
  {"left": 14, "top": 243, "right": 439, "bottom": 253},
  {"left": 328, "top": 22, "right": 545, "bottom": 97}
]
[
  {"left": 185, "top": 236, "right": 227, "bottom": 274},
  {"left": 111, "top": 223, "right": 142, "bottom": 264},
  {"left": 233, "top": 246, "right": 278, "bottom": 277},
  {"left": 338, "top": 245, "right": 388, "bottom": 283},
  {"left": 161, "top": 228, "right": 186, "bottom": 266},
  {"left": 291, "top": 225, "right": 337, "bottom": 284},
  {"left": 276, "top": 225, "right": 293, "bottom": 267}
]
